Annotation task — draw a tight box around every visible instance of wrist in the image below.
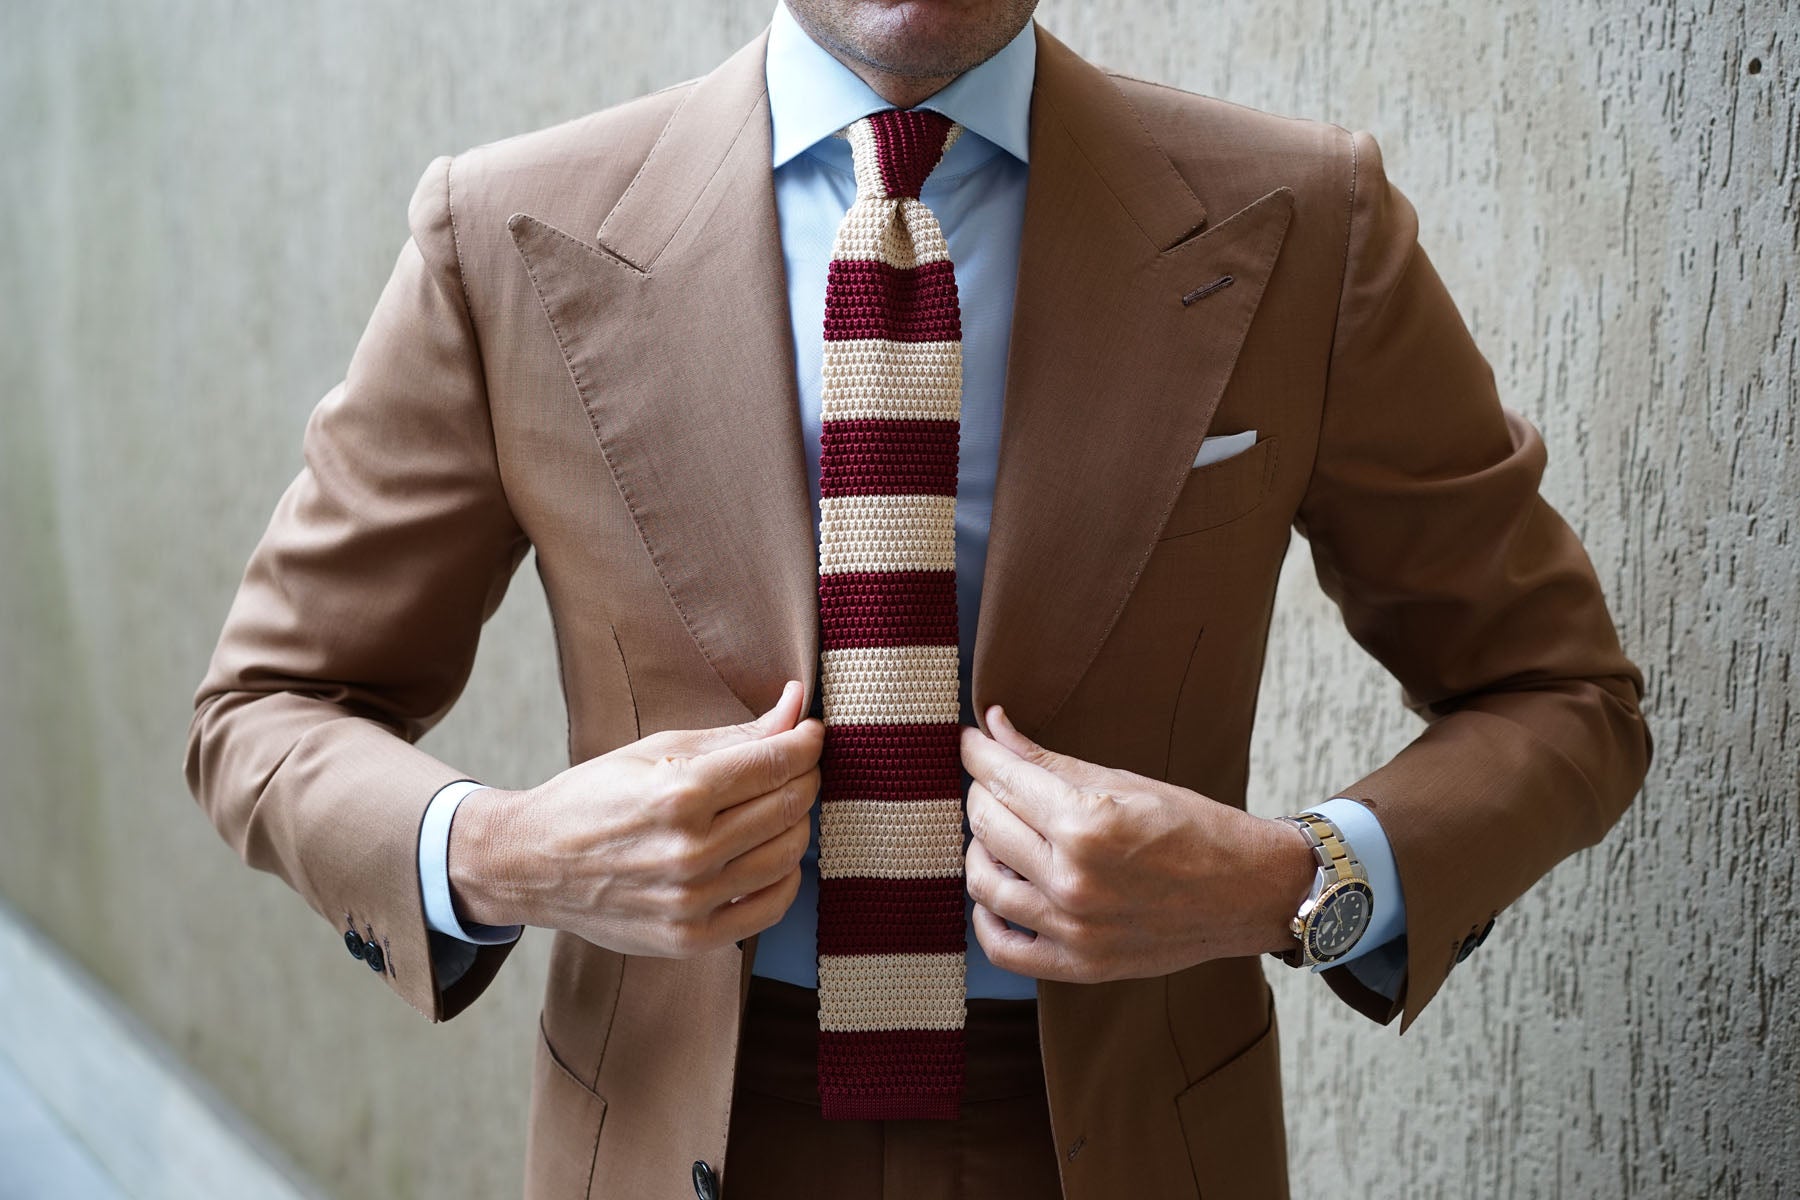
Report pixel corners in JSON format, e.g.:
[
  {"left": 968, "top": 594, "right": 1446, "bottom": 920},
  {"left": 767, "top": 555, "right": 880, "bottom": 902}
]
[
  {"left": 448, "top": 787, "right": 525, "bottom": 929},
  {"left": 1257, "top": 816, "right": 1317, "bottom": 956}
]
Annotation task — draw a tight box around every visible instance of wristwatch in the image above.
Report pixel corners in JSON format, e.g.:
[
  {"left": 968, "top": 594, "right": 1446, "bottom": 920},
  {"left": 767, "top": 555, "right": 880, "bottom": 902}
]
[{"left": 1270, "top": 810, "right": 1375, "bottom": 968}]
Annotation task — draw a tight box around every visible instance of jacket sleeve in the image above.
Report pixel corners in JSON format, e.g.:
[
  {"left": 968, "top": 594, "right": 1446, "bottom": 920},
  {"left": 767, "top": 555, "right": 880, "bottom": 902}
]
[
  {"left": 184, "top": 153, "right": 530, "bottom": 1022},
  {"left": 1293, "top": 128, "right": 1653, "bottom": 1031}
]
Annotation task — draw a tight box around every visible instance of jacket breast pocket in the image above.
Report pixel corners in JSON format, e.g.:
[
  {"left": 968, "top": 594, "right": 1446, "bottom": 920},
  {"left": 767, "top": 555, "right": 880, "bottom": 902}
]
[{"left": 1158, "top": 435, "right": 1278, "bottom": 540}]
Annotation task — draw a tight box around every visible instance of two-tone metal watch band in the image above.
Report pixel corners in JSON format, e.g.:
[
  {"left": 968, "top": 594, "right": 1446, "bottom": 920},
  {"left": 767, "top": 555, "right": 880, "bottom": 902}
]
[
  {"left": 1273, "top": 810, "right": 1370, "bottom": 967},
  {"left": 1290, "top": 810, "right": 1362, "bottom": 886}
]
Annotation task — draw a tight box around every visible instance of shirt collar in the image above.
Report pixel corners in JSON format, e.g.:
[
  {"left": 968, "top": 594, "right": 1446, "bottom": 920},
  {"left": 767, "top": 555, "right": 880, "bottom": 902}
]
[{"left": 766, "top": 0, "right": 1035, "bottom": 170}]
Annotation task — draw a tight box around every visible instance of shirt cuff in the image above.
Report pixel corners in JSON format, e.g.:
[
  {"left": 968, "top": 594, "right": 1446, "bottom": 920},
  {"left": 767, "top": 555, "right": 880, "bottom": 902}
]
[
  {"left": 419, "top": 780, "right": 524, "bottom": 946},
  {"left": 1306, "top": 796, "right": 1406, "bottom": 987}
]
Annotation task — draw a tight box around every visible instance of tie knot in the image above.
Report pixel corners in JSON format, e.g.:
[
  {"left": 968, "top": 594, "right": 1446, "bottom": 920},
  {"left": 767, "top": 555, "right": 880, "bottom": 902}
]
[{"left": 843, "top": 109, "right": 961, "bottom": 200}]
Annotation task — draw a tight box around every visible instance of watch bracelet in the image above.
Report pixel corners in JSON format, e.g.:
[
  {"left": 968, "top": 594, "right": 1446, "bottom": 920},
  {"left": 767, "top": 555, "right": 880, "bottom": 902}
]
[{"left": 1270, "top": 810, "right": 1368, "bottom": 968}]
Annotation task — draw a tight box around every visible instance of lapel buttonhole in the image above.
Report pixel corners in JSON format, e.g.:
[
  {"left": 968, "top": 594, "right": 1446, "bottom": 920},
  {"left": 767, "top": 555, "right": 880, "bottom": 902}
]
[{"left": 1181, "top": 275, "right": 1236, "bottom": 306}]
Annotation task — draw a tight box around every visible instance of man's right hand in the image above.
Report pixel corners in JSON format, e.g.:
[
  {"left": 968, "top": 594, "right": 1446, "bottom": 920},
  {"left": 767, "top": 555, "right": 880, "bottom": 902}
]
[{"left": 446, "top": 679, "right": 823, "bottom": 958}]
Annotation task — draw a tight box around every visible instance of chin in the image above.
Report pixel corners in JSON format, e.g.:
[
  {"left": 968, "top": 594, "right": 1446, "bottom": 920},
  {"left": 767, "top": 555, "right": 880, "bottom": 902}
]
[{"left": 807, "top": 0, "right": 1034, "bottom": 80}]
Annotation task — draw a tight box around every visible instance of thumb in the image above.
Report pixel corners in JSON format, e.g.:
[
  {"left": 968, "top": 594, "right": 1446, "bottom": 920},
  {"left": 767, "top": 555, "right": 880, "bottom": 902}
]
[
  {"left": 642, "top": 680, "right": 804, "bottom": 760},
  {"left": 985, "top": 704, "right": 1043, "bottom": 759},
  {"left": 747, "top": 678, "right": 806, "bottom": 737},
  {"left": 987, "top": 704, "right": 1075, "bottom": 775},
  {"left": 705, "top": 678, "right": 804, "bottom": 749}
]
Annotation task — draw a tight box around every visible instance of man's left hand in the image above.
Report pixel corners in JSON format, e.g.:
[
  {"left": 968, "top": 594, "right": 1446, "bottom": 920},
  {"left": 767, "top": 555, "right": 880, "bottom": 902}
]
[{"left": 959, "top": 704, "right": 1318, "bottom": 983}]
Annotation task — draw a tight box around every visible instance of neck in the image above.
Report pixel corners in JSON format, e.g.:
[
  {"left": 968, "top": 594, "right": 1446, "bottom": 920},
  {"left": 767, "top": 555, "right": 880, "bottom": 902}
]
[
  {"left": 838, "top": 63, "right": 955, "bottom": 111},
  {"left": 784, "top": 8, "right": 957, "bottom": 109}
]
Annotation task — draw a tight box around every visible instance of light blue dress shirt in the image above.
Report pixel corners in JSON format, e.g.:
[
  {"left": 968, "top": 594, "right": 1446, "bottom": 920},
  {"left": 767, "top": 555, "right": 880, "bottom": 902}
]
[{"left": 419, "top": 0, "right": 1409, "bottom": 1003}]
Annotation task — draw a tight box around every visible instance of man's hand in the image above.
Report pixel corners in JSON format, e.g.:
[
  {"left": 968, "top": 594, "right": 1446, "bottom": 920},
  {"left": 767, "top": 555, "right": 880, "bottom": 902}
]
[
  {"left": 959, "top": 704, "right": 1318, "bottom": 982},
  {"left": 448, "top": 680, "right": 824, "bottom": 958}
]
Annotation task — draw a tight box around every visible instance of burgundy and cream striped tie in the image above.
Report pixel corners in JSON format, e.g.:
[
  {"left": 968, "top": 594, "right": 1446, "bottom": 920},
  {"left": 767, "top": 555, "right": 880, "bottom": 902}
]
[{"left": 814, "top": 108, "right": 968, "bottom": 1122}]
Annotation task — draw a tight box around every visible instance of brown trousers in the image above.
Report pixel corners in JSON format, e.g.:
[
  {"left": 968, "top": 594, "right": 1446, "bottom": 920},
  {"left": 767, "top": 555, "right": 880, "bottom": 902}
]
[{"left": 723, "top": 975, "right": 1064, "bottom": 1198}]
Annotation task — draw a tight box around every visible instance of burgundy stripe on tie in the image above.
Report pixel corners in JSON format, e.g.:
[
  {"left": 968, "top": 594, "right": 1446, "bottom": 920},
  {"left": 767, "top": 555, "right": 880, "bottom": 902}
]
[
  {"left": 818, "top": 723, "right": 964, "bottom": 802},
  {"left": 819, "top": 418, "right": 960, "bottom": 497},
  {"left": 815, "top": 1030, "right": 966, "bottom": 1118},
  {"left": 823, "top": 260, "right": 963, "bottom": 343},
  {"left": 817, "top": 876, "right": 971, "bottom": 956},
  {"left": 819, "top": 570, "right": 961, "bottom": 649}
]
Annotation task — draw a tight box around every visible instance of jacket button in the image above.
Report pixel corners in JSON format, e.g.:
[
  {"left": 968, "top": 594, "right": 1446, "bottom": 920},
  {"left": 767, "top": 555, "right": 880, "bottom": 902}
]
[
  {"left": 344, "top": 930, "right": 366, "bottom": 960},
  {"left": 366, "top": 943, "right": 387, "bottom": 974},
  {"left": 1455, "top": 917, "right": 1496, "bottom": 965},
  {"left": 691, "top": 1159, "right": 718, "bottom": 1200}
]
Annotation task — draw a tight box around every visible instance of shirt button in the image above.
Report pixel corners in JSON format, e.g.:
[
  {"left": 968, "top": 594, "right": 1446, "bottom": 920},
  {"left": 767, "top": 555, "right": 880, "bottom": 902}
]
[
  {"left": 691, "top": 1159, "right": 718, "bottom": 1200},
  {"left": 344, "top": 930, "right": 366, "bottom": 960},
  {"left": 365, "top": 942, "right": 387, "bottom": 974}
]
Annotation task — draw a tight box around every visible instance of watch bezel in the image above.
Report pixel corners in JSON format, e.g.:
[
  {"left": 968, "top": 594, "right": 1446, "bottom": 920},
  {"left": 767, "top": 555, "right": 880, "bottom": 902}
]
[{"left": 1299, "top": 877, "right": 1375, "bottom": 963}]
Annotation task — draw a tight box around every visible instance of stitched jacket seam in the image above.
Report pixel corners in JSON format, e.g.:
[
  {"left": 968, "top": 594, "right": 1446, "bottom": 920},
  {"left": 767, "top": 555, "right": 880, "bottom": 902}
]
[
  {"left": 1299, "top": 126, "right": 1360, "bottom": 513},
  {"left": 440, "top": 154, "right": 519, "bottom": 540}
]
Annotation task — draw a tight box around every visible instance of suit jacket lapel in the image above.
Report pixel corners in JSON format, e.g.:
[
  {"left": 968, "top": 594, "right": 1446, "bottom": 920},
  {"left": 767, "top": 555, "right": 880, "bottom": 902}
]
[
  {"left": 508, "top": 30, "right": 819, "bottom": 720},
  {"left": 970, "top": 26, "right": 1296, "bottom": 739}
]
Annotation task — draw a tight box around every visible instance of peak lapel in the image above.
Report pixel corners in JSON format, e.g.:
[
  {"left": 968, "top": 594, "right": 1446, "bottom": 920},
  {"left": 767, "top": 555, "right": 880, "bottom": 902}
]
[
  {"left": 971, "top": 27, "right": 1296, "bottom": 738},
  {"left": 508, "top": 30, "right": 818, "bottom": 720}
]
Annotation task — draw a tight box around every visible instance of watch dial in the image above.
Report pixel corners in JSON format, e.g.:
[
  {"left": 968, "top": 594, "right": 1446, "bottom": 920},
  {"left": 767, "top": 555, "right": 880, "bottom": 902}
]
[{"left": 1310, "top": 882, "right": 1374, "bottom": 959}]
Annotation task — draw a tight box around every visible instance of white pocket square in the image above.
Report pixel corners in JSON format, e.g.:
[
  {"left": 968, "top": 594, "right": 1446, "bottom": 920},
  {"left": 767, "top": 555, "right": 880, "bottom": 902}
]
[{"left": 1192, "top": 429, "right": 1257, "bottom": 468}]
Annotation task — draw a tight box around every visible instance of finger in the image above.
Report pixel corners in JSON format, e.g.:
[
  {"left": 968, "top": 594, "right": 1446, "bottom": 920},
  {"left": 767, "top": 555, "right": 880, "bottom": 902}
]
[
  {"left": 709, "top": 863, "right": 804, "bottom": 947},
  {"left": 965, "top": 833, "right": 1053, "bottom": 934},
  {"left": 689, "top": 715, "right": 825, "bottom": 810},
  {"left": 966, "top": 780, "right": 1052, "bottom": 883},
  {"left": 959, "top": 722, "right": 1069, "bottom": 838},
  {"left": 986, "top": 705, "right": 1108, "bottom": 788},
  {"left": 970, "top": 900, "right": 1056, "bottom": 979},
  {"left": 710, "top": 809, "right": 813, "bottom": 907},
  {"left": 749, "top": 678, "right": 807, "bottom": 736},
  {"left": 709, "top": 766, "right": 820, "bottom": 861},
  {"left": 645, "top": 680, "right": 805, "bottom": 760}
]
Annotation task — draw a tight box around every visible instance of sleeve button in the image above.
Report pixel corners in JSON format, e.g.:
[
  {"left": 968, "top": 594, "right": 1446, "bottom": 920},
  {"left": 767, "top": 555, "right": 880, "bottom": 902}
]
[
  {"left": 365, "top": 942, "right": 387, "bottom": 974},
  {"left": 344, "top": 929, "right": 367, "bottom": 960},
  {"left": 691, "top": 1159, "right": 718, "bottom": 1200}
]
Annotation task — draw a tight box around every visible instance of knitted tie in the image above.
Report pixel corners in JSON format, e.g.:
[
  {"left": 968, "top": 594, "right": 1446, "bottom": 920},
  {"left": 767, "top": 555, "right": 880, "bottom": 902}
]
[{"left": 814, "top": 109, "right": 968, "bottom": 1122}]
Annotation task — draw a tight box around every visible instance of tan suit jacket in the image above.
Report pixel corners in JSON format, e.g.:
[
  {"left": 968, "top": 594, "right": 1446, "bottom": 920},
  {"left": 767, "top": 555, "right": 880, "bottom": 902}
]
[{"left": 186, "top": 22, "right": 1651, "bottom": 1200}]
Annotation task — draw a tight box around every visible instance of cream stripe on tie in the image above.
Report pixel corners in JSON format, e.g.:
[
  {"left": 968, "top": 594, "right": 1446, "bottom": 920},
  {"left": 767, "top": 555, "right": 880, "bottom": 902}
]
[
  {"left": 821, "top": 340, "right": 964, "bottom": 421},
  {"left": 819, "top": 645, "right": 962, "bottom": 726},
  {"left": 819, "top": 799, "right": 967, "bottom": 879}
]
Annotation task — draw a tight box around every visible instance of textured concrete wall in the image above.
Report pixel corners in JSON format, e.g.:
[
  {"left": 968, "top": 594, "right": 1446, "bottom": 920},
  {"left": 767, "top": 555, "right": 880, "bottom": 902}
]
[{"left": 1, "top": 2, "right": 1793, "bottom": 1197}]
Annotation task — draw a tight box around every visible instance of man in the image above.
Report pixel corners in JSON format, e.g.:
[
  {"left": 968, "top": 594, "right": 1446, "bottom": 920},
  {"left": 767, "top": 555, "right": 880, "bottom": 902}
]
[{"left": 185, "top": 0, "right": 1652, "bottom": 1196}]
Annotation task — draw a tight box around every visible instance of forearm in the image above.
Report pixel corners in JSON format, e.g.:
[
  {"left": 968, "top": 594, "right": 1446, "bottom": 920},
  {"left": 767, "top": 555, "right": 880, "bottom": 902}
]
[
  {"left": 186, "top": 690, "right": 481, "bottom": 1017},
  {"left": 185, "top": 153, "right": 530, "bottom": 1022}
]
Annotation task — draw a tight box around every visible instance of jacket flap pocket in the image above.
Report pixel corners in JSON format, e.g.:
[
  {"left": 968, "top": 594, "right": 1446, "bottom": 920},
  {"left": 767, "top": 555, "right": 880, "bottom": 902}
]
[
  {"left": 1159, "top": 435, "right": 1278, "bottom": 540},
  {"left": 1173, "top": 991, "right": 1289, "bottom": 1198},
  {"left": 525, "top": 1016, "right": 609, "bottom": 1199}
]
